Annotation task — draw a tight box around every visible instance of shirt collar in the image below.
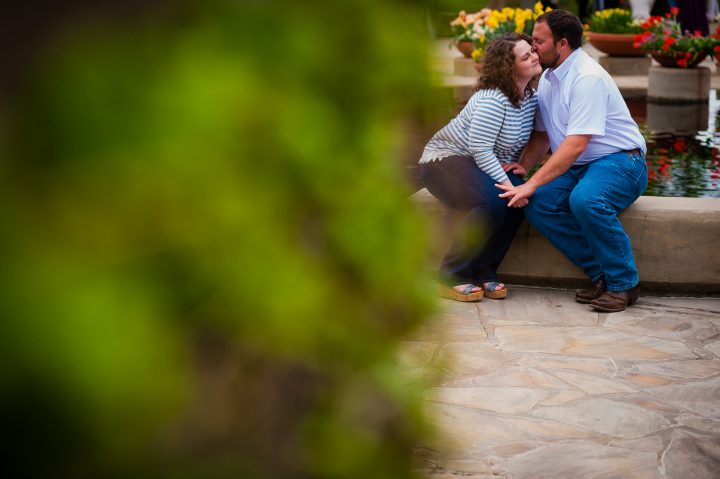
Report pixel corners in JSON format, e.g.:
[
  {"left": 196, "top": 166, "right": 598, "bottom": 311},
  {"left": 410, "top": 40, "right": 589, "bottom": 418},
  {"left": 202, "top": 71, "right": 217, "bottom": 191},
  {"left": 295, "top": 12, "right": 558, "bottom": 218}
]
[{"left": 546, "top": 48, "right": 582, "bottom": 82}]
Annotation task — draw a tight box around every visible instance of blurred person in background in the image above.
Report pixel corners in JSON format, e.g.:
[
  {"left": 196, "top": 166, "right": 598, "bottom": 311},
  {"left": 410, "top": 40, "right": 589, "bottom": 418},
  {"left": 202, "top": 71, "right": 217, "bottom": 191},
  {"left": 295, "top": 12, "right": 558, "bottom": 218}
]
[{"left": 418, "top": 33, "right": 542, "bottom": 302}]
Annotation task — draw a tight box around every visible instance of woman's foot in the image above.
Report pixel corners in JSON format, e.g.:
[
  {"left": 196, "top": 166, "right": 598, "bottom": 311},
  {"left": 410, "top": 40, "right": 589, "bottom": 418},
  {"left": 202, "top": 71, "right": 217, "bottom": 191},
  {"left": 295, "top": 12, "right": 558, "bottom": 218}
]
[
  {"left": 437, "top": 283, "right": 483, "bottom": 302},
  {"left": 455, "top": 284, "right": 482, "bottom": 294},
  {"left": 482, "top": 281, "right": 508, "bottom": 299}
]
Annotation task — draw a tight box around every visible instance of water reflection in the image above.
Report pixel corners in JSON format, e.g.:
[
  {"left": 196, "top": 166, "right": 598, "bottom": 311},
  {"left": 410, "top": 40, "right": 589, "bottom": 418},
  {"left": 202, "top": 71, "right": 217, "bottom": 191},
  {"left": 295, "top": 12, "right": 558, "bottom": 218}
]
[{"left": 637, "top": 90, "right": 720, "bottom": 198}]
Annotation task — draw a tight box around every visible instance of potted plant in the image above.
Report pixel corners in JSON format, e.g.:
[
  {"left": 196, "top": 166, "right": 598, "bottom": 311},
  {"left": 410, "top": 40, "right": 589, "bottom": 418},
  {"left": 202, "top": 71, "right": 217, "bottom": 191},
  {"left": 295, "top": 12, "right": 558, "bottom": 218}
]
[
  {"left": 711, "top": 24, "right": 720, "bottom": 66},
  {"left": 456, "top": 2, "right": 550, "bottom": 69},
  {"left": 634, "top": 7, "right": 718, "bottom": 68},
  {"left": 450, "top": 9, "right": 490, "bottom": 58},
  {"left": 586, "top": 8, "right": 645, "bottom": 56}
]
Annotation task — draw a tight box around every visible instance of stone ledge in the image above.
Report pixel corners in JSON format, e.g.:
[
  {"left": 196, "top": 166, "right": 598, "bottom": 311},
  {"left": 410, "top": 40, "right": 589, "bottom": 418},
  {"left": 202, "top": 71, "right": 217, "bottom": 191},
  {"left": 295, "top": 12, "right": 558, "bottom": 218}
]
[{"left": 411, "top": 189, "right": 720, "bottom": 295}]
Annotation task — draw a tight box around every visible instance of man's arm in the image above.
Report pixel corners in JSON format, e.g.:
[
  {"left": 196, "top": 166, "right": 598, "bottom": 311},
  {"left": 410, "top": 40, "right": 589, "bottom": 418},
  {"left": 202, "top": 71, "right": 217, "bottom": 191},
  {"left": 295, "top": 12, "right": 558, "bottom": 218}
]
[{"left": 496, "top": 134, "right": 590, "bottom": 207}]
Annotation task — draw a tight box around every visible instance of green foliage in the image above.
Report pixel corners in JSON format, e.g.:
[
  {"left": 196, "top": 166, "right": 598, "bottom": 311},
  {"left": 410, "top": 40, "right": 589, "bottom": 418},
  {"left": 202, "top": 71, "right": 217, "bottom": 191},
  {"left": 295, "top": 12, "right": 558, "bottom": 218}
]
[
  {"left": 0, "top": 0, "right": 438, "bottom": 477},
  {"left": 587, "top": 8, "right": 642, "bottom": 34}
]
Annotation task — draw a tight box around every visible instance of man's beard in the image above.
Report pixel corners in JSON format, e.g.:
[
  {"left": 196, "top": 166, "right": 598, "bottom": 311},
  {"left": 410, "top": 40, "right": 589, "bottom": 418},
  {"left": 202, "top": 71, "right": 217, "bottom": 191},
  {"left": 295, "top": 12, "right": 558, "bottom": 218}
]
[{"left": 540, "top": 50, "right": 560, "bottom": 69}]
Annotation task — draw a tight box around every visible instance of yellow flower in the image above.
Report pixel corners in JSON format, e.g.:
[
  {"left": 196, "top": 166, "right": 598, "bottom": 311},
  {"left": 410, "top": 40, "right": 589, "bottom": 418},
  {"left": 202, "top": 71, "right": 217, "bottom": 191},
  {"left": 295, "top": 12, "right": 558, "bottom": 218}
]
[
  {"left": 472, "top": 48, "right": 484, "bottom": 60},
  {"left": 516, "top": 19, "right": 525, "bottom": 32},
  {"left": 534, "top": 1, "right": 544, "bottom": 15},
  {"left": 487, "top": 17, "right": 499, "bottom": 29}
]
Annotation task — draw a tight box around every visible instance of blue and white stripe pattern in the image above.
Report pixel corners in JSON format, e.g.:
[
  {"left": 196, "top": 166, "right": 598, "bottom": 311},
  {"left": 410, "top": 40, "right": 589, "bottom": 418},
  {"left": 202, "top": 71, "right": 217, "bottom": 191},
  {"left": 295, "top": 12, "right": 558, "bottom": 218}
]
[{"left": 419, "top": 88, "right": 537, "bottom": 184}]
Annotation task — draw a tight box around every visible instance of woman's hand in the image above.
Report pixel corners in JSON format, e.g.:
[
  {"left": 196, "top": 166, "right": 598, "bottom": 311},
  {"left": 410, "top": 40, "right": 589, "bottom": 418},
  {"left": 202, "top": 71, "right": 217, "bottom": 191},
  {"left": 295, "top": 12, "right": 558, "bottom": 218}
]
[
  {"left": 497, "top": 179, "right": 529, "bottom": 208},
  {"left": 502, "top": 162, "right": 527, "bottom": 177},
  {"left": 496, "top": 181, "right": 537, "bottom": 207}
]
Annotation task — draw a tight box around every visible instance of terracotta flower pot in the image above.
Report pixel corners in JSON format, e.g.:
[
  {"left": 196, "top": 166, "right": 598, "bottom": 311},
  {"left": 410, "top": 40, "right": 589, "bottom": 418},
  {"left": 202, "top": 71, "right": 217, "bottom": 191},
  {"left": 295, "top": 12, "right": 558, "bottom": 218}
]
[
  {"left": 651, "top": 51, "right": 708, "bottom": 68},
  {"left": 454, "top": 40, "right": 474, "bottom": 59},
  {"left": 586, "top": 32, "right": 646, "bottom": 57},
  {"left": 473, "top": 61, "right": 483, "bottom": 74}
]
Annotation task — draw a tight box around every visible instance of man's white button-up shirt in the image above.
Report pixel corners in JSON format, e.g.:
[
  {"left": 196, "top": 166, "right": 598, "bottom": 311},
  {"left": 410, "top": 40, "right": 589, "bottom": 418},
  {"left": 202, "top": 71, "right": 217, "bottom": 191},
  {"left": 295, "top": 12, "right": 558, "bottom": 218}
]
[{"left": 535, "top": 48, "right": 646, "bottom": 165}]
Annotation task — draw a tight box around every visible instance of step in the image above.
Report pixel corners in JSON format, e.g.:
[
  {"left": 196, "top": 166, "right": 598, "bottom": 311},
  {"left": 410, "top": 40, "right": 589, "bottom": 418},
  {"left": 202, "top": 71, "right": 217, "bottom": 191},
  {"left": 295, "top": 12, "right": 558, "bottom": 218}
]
[{"left": 411, "top": 188, "right": 720, "bottom": 294}]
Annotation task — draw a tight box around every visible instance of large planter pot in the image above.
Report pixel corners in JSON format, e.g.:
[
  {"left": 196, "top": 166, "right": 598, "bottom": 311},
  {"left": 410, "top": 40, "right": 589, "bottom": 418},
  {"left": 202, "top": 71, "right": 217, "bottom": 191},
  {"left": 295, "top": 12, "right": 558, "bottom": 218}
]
[
  {"left": 651, "top": 51, "right": 708, "bottom": 68},
  {"left": 454, "top": 40, "right": 474, "bottom": 58},
  {"left": 586, "top": 32, "right": 646, "bottom": 57}
]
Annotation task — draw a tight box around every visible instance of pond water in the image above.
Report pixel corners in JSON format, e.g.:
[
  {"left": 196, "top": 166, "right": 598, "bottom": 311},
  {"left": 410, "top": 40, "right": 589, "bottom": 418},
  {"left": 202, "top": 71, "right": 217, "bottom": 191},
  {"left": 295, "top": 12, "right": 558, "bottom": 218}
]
[{"left": 631, "top": 91, "right": 720, "bottom": 198}]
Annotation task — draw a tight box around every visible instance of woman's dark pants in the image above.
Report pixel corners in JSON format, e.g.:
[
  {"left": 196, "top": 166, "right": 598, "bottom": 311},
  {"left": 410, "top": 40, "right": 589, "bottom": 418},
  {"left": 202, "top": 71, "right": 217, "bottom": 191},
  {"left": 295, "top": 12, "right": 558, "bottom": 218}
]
[{"left": 419, "top": 155, "right": 524, "bottom": 285}]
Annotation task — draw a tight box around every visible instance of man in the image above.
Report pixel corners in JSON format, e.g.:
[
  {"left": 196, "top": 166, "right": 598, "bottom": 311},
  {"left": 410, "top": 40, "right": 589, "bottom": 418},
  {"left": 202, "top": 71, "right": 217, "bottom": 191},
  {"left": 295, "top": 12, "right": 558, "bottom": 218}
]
[{"left": 496, "top": 9, "right": 647, "bottom": 312}]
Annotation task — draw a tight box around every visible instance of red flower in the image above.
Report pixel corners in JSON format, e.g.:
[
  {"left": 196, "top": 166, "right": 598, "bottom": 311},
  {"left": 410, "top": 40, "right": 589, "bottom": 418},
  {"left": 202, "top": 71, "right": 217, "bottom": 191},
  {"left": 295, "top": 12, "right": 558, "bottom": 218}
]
[
  {"left": 634, "top": 33, "right": 644, "bottom": 42},
  {"left": 672, "top": 139, "right": 686, "bottom": 152},
  {"left": 676, "top": 58, "right": 688, "bottom": 67},
  {"left": 670, "top": 7, "right": 680, "bottom": 15},
  {"left": 664, "top": 37, "right": 676, "bottom": 46},
  {"left": 714, "top": 45, "right": 720, "bottom": 54},
  {"left": 648, "top": 169, "right": 658, "bottom": 181},
  {"left": 665, "top": 12, "right": 671, "bottom": 18},
  {"left": 711, "top": 172, "right": 720, "bottom": 179}
]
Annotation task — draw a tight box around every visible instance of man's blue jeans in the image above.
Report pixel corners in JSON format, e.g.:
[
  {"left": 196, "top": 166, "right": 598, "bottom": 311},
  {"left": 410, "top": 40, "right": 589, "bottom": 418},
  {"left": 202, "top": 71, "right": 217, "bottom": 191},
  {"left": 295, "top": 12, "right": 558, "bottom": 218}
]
[{"left": 524, "top": 151, "right": 648, "bottom": 292}]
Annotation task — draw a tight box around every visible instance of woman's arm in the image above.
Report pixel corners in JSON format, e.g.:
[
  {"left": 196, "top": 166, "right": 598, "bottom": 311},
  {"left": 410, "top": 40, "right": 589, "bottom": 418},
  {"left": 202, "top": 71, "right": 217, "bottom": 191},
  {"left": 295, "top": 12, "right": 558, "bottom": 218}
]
[
  {"left": 519, "top": 130, "right": 550, "bottom": 172},
  {"left": 467, "top": 94, "right": 510, "bottom": 184}
]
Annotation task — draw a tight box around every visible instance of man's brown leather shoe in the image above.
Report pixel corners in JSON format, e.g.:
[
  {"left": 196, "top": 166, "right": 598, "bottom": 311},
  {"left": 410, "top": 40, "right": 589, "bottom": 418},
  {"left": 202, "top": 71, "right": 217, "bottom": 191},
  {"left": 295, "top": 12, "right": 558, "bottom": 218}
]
[
  {"left": 590, "top": 286, "right": 639, "bottom": 312},
  {"left": 575, "top": 279, "right": 606, "bottom": 304}
]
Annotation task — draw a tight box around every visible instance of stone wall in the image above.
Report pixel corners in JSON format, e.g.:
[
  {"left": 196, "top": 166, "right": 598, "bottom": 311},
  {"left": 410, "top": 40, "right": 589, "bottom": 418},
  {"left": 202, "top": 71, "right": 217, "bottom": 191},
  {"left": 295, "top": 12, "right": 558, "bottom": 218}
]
[{"left": 412, "top": 189, "right": 720, "bottom": 295}]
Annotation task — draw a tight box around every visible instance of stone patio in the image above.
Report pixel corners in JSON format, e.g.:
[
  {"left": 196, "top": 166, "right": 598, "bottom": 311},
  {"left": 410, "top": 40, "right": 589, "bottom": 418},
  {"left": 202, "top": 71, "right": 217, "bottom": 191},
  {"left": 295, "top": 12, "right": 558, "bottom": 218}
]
[
  {"left": 408, "top": 287, "right": 720, "bottom": 478},
  {"left": 411, "top": 39, "right": 720, "bottom": 479}
]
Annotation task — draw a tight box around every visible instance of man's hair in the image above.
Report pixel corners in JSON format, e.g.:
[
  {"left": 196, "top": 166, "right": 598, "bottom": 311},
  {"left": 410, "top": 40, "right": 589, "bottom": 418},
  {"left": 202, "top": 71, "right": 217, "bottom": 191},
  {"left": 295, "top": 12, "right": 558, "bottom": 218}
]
[{"left": 536, "top": 9, "right": 583, "bottom": 49}]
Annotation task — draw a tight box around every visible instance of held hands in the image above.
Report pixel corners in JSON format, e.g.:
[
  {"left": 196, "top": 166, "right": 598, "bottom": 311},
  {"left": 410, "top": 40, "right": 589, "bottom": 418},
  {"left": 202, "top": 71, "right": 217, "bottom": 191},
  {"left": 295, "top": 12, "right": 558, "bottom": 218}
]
[
  {"left": 501, "top": 162, "right": 527, "bottom": 177},
  {"left": 495, "top": 181, "right": 537, "bottom": 208}
]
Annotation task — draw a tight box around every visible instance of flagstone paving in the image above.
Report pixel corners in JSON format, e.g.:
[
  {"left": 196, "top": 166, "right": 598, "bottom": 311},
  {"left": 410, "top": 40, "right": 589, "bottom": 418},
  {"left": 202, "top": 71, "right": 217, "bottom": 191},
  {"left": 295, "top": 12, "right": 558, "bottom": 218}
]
[{"left": 407, "top": 286, "right": 720, "bottom": 479}]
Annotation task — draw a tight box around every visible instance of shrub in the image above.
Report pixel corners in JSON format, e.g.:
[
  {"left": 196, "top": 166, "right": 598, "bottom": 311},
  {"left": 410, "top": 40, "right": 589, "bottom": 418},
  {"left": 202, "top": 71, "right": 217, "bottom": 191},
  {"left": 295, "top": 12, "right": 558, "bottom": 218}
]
[{"left": 0, "top": 1, "right": 437, "bottom": 477}]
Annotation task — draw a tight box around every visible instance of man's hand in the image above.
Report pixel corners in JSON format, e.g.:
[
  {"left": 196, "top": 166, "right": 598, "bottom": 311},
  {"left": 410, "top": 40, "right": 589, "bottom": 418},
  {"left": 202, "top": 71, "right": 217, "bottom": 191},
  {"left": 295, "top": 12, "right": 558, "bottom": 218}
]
[
  {"left": 496, "top": 182, "right": 537, "bottom": 207},
  {"left": 501, "top": 162, "right": 527, "bottom": 177}
]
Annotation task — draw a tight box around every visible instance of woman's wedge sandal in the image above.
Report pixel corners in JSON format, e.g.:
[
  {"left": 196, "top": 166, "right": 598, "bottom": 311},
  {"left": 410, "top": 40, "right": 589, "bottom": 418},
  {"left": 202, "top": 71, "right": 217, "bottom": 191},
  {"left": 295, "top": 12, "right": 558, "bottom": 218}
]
[
  {"left": 437, "top": 283, "right": 483, "bottom": 302},
  {"left": 482, "top": 281, "right": 508, "bottom": 299}
]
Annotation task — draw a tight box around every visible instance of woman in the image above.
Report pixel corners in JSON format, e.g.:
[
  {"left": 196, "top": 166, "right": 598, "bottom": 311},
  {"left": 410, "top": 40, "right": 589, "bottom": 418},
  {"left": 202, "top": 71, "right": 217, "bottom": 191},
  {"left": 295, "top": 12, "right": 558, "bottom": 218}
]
[{"left": 419, "top": 33, "right": 541, "bottom": 301}]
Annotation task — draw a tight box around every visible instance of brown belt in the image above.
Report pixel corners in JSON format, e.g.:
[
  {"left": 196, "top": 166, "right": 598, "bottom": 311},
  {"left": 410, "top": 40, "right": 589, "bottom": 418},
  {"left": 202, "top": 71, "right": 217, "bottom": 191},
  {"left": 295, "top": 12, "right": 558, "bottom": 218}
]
[{"left": 623, "top": 148, "right": 641, "bottom": 156}]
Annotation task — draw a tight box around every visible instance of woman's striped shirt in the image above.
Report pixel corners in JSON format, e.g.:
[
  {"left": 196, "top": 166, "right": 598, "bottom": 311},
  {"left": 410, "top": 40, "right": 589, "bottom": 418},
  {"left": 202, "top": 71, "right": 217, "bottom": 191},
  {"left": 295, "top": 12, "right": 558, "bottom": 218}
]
[{"left": 419, "top": 88, "right": 538, "bottom": 184}]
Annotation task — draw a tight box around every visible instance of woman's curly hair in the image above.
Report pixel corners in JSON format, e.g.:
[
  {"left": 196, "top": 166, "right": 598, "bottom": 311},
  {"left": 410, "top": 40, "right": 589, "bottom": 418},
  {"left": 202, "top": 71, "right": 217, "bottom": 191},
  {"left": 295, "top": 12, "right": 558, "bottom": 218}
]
[{"left": 475, "top": 33, "right": 539, "bottom": 108}]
